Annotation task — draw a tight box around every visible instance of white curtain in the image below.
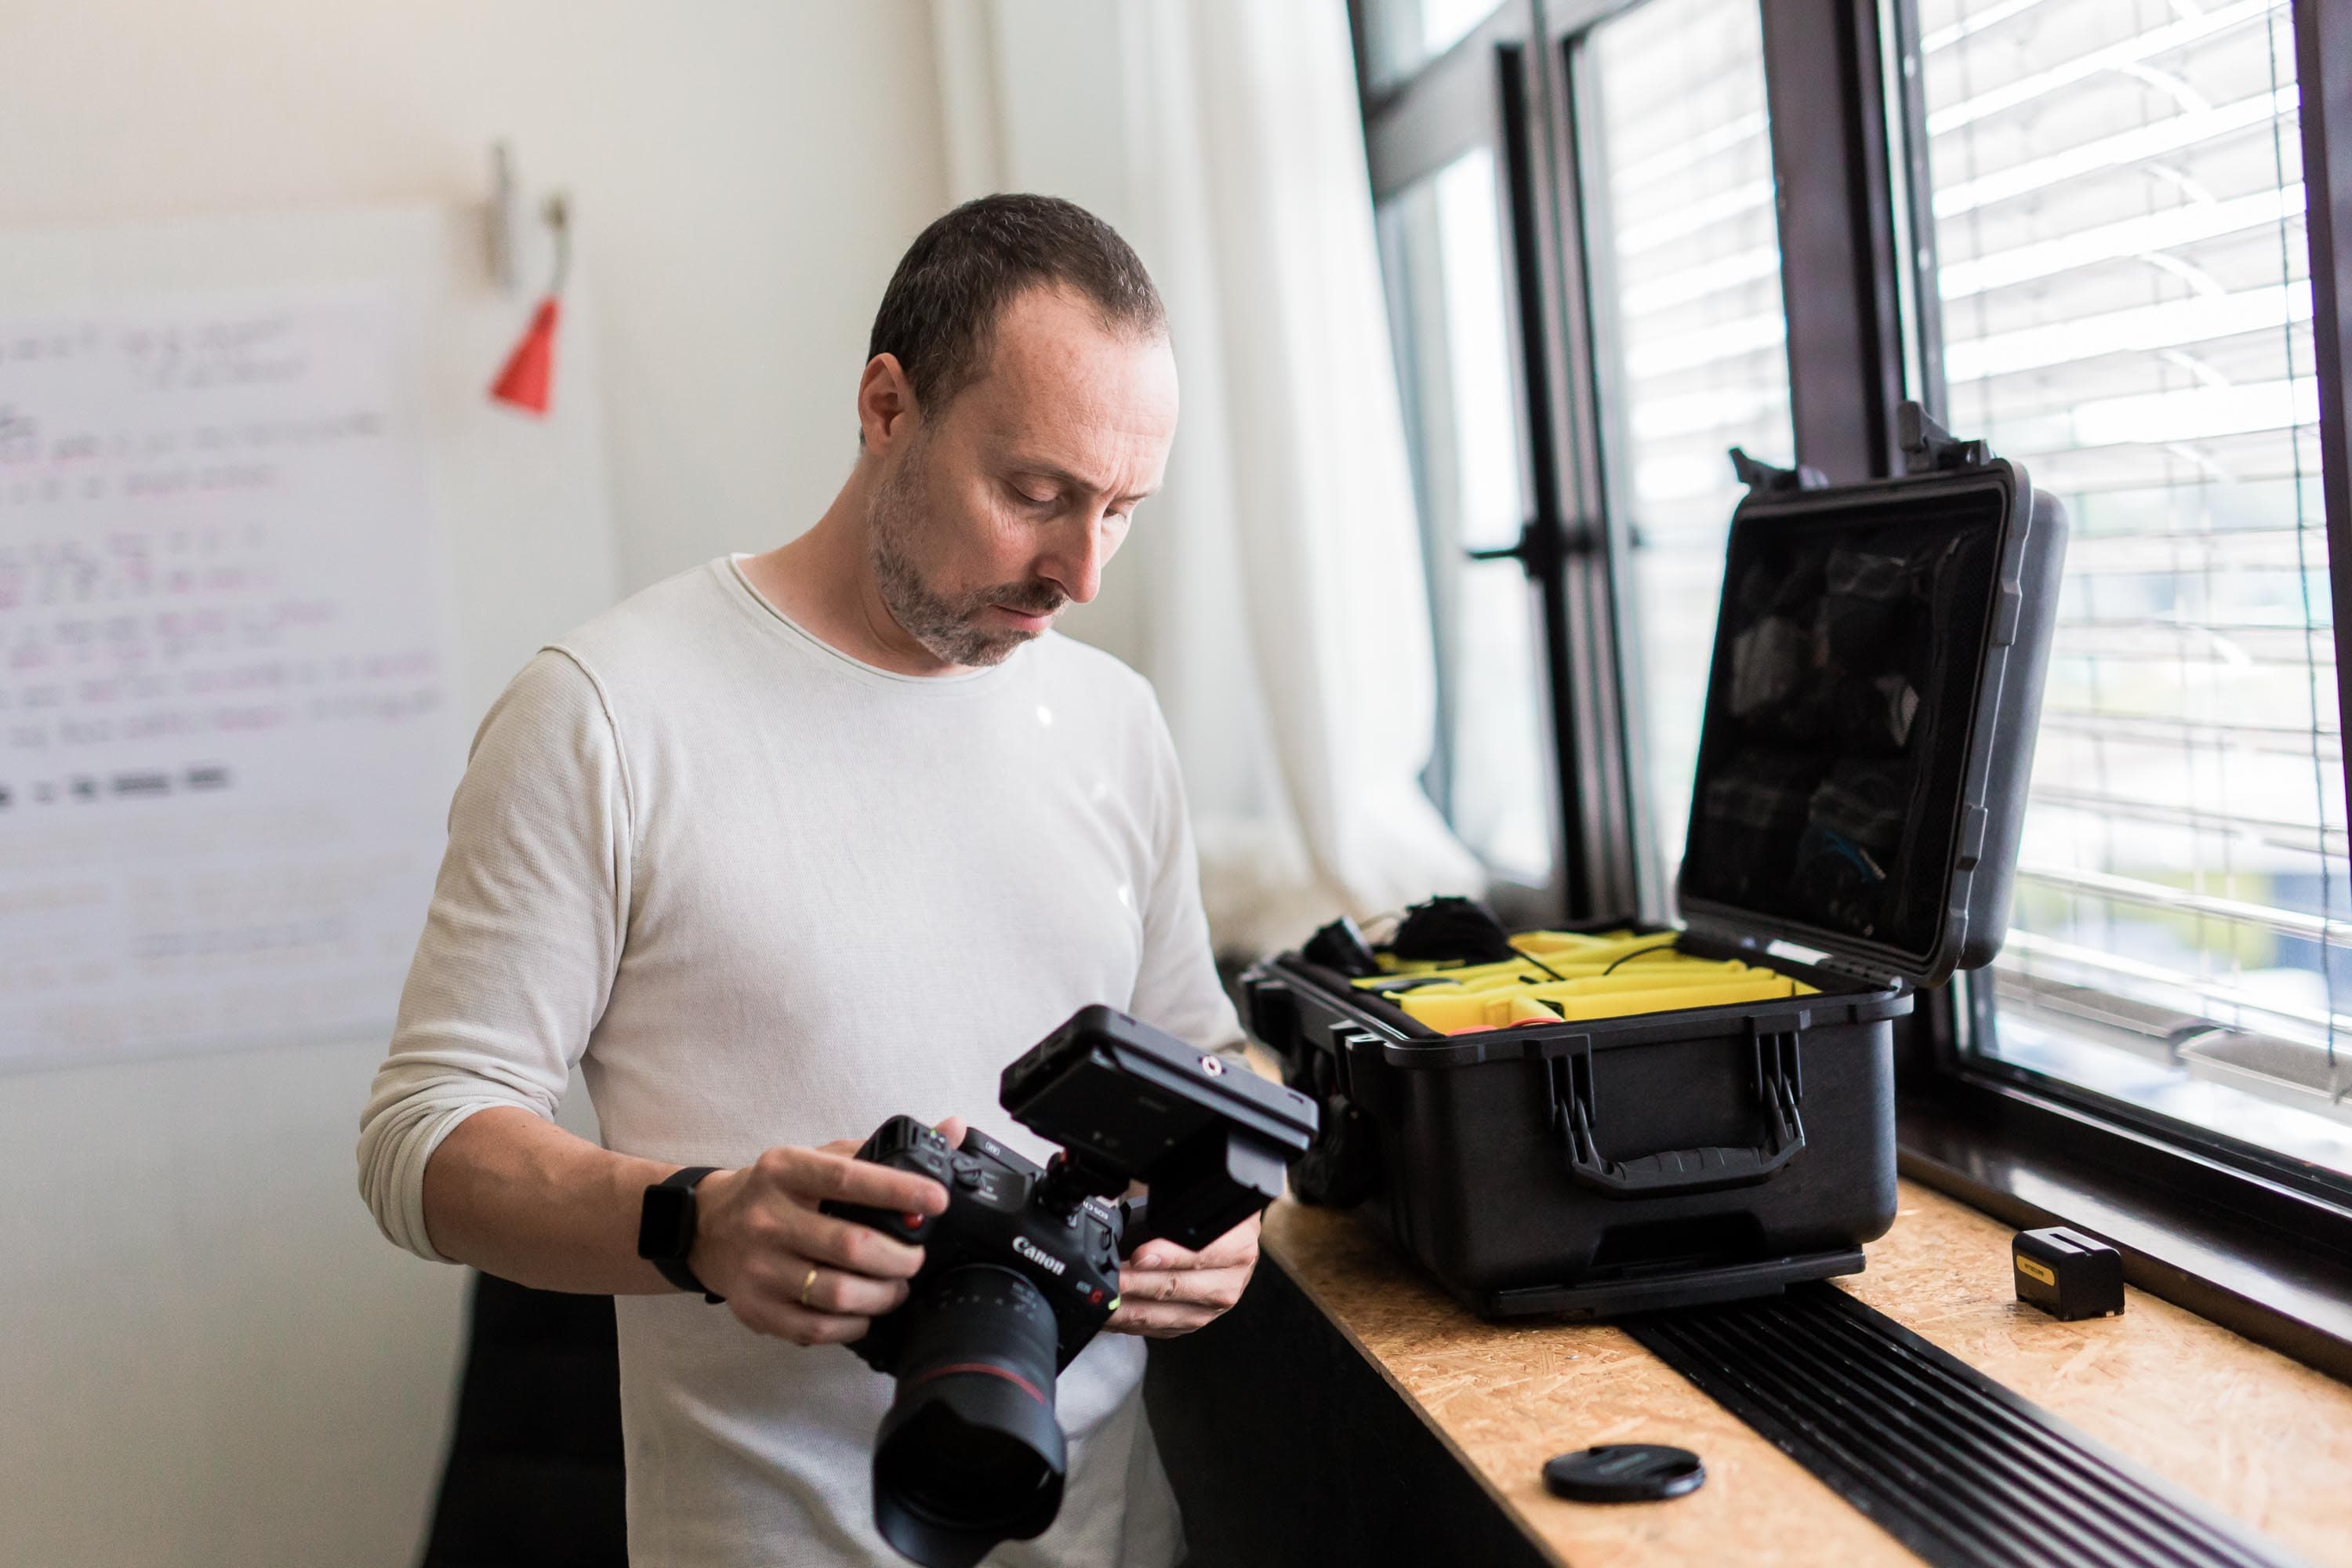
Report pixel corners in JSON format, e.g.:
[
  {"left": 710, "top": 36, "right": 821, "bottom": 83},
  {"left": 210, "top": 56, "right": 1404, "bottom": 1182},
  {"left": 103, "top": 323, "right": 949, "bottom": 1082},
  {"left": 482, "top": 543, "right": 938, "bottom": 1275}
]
[{"left": 931, "top": 0, "right": 1483, "bottom": 956}]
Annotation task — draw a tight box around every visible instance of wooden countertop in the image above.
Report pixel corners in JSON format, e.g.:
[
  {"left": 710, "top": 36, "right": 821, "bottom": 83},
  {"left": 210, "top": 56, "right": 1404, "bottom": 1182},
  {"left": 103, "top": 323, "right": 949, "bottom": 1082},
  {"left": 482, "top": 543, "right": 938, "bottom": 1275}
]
[{"left": 1261, "top": 1179, "right": 2352, "bottom": 1568}]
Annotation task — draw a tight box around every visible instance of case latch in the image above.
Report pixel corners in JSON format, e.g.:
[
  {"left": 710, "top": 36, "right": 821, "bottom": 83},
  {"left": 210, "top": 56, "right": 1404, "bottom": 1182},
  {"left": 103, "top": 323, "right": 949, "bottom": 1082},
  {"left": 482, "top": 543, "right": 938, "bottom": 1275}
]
[
  {"left": 1319, "top": 1022, "right": 1378, "bottom": 1098},
  {"left": 1547, "top": 1027, "right": 1808, "bottom": 1198},
  {"left": 1288, "top": 1026, "right": 1381, "bottom": 1209},
  {"left": 1730, "top": 446, "right": 1828, "bottom": 495},
  {"left": 1898, "top": 401, "right": 1994, "bottom": 474}
]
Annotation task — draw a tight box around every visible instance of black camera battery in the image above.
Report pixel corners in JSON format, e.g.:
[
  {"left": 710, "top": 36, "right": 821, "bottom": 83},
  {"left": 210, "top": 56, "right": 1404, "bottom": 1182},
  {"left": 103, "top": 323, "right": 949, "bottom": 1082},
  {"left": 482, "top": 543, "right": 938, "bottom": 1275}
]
[
  {"left": 1243, "top": 405, "right": 2067, "bottom": 1319},
  {"left": 2013, "top": 1226, "right": 2125, "bottom": 1320}
]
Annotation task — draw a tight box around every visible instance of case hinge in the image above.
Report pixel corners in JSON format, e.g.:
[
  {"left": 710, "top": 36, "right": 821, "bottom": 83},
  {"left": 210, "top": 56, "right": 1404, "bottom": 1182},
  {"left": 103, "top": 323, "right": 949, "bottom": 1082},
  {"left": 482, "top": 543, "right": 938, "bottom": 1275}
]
[
  {"left": 1812, "top": 953, "right": 1900, "bottom": 988},
  {"left": 1898, "top": 401, "right": 1994, "bottom": 474},
  {"left": 1730, "top": 446, "right": 1828, "bottom": 495},
  {"left": 1684, "top": 924, "right": 1895, "bottom": 991}
]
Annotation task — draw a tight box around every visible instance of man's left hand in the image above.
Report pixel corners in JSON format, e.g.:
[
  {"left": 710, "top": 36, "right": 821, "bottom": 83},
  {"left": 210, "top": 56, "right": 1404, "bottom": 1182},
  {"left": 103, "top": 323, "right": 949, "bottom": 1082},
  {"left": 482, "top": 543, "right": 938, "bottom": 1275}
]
[{"left": 1105, "top": 1211, "right": 1261, "bottom": 1338}]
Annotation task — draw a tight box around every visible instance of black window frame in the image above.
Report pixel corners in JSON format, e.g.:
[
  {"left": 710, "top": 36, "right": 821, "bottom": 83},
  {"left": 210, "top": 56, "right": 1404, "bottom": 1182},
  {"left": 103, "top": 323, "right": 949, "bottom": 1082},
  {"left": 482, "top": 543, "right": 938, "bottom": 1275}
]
[
  {"left": 1351, "top": 0, "right": 2352, "bottom": 1381},
  {"left": 1356, "top": 0, "right": 1643, "bottom": 924}
]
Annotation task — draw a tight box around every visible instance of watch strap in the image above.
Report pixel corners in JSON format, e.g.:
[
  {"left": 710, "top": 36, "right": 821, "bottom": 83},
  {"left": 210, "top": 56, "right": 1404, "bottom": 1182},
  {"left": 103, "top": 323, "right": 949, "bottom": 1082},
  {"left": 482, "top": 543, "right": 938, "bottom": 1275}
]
[{"left": 640, "top": 1165, "right": 725, "bottom": 1304}]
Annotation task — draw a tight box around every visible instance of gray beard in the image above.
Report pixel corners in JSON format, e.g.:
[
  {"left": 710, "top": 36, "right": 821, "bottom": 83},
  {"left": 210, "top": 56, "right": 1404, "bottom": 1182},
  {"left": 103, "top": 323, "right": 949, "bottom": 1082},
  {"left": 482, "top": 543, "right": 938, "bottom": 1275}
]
[{"left": 867, "top": 448, "right": 1065, "bottom": 668}]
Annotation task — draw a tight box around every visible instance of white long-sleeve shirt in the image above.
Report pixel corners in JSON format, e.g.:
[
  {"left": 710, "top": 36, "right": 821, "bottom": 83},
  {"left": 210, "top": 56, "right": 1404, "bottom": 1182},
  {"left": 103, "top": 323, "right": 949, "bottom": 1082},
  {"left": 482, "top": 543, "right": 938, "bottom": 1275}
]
[{"left": 358, "top": 555, "right": 1242, "bottom": 1568}]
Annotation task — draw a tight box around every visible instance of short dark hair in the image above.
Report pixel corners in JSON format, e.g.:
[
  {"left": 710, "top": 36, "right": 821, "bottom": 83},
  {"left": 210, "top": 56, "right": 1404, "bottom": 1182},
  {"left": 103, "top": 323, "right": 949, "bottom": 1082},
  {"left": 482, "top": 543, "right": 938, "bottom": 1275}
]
[{"left": 866, "top": 194, "right": 1167, "bottom": 419}]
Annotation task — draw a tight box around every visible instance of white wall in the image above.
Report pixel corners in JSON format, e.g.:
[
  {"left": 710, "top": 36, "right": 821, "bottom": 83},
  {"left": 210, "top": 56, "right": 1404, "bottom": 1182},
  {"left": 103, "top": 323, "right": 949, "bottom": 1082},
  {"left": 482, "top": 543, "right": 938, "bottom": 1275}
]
[
  {"left": 930, "top": 0, "right": 1156, "bottom": 673},
  {"left": 2, "top": 0, "right": 948, "bottom": 597},
  {"left": 0, "top": 5, "right": 949, "bottom": 1565}
]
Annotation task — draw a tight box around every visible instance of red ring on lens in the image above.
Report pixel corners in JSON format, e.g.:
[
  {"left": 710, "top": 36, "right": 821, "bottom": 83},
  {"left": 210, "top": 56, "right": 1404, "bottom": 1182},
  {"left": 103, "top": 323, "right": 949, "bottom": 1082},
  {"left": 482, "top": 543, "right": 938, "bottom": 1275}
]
[{"left": 906, "top": 1361, "right": 1048, "bottom": 1406}]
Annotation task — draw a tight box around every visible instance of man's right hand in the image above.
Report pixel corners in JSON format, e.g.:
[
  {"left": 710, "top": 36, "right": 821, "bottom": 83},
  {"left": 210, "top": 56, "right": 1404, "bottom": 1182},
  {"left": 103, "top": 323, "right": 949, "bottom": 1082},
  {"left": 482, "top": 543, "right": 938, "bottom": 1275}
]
[{"left": 688, "top": 1140, "right": 953, "bottom": 1346}]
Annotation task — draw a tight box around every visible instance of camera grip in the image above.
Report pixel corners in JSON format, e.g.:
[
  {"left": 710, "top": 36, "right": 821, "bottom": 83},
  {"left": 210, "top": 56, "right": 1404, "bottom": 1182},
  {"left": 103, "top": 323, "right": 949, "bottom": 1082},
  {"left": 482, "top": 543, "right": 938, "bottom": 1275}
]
[{"left": 818, "top": 1115, "right": 953, "bottom": 1243}]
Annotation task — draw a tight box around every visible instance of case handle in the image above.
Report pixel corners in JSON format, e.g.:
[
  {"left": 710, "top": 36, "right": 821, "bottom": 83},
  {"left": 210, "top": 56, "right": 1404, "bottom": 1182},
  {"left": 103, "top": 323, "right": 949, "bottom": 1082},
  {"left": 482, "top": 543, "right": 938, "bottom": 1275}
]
[{"left": 1548, "top": 1030, "right": 1807, "bottom": 1197}]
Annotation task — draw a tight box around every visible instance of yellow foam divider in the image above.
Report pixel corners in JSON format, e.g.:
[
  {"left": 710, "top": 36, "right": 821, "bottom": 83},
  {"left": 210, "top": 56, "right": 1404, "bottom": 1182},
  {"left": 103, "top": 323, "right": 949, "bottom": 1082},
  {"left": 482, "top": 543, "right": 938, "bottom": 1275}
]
[
  {"left": 1349, "top": 956, "right": 1561, "bottom": 990},
  {"left": 1355, "top": 970, "right": 1514, "bottom": 995},
  {"left": 1384, "top": 956, "right": 1762, "bottom": 999},
  {"left": 1398, "top": 971, "right": 1818, "bottom": 1033},
  {"left": 1334, "top": 923, "right": 1824, "bottom": 1035},
  {"left": 1543, "top": 975, "right": 1809, "bottom": 1022},
  {"left": 1520, "top": 969, "right": 1772, "bottom": 1002},
  {"left": 1539, "top": 934, "right": 1679, "bottom": 965},
  {"left": 1372, "top": 949, "right": 1516, "bottom": 973},
  {"left": 1509, "top": 933, "right": 1615, "bottom": 957},
  {"left": 1396, "top": 990, "right": 1515, "bottom": 1032},
  {"left": 1379, "top": 954, "right": 1618, "bottom": 977}
]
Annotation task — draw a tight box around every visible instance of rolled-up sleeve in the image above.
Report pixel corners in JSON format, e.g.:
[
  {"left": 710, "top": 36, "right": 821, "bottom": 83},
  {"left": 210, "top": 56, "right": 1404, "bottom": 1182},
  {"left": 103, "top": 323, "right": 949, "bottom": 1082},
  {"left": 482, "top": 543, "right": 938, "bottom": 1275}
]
[{"left": 358, "top": 648, "right": 633, "bottom": 1261}]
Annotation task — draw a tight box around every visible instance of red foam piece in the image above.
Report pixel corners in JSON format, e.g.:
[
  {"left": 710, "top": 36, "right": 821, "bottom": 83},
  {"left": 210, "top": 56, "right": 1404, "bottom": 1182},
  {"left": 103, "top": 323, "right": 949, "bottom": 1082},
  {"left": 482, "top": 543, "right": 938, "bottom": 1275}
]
[{"left": 489, "top": 296, "right": 561, "bottom": 414}]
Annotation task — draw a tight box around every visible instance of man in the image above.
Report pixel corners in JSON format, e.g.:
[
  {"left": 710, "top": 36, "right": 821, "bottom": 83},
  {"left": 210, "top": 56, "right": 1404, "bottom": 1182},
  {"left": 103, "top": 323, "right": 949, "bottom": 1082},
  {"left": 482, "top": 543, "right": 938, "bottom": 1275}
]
[{"left": 359, "top": 194, "right": 1256, "bottom": 1567}]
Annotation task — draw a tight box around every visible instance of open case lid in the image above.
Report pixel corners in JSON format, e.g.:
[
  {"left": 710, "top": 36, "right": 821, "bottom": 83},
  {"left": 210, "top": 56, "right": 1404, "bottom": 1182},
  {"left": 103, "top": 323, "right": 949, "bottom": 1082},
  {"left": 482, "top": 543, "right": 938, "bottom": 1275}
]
[{"left": 1674, "top": 405, "right": 2069, "bottom": 990}]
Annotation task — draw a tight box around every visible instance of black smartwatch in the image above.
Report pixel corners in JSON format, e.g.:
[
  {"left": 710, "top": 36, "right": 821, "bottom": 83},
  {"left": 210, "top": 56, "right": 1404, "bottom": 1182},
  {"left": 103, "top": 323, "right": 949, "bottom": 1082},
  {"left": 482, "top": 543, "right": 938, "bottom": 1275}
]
[{"left": 637, "top": 1165, "right": 725, "bottom": 1303}]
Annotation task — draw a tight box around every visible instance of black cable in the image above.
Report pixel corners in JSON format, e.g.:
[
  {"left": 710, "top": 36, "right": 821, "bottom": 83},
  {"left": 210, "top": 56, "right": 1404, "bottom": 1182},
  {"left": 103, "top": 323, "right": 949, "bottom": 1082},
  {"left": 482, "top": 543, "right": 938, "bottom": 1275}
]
[{"left": 1601, "top": 938, "right": 1677, "bottom": 975}]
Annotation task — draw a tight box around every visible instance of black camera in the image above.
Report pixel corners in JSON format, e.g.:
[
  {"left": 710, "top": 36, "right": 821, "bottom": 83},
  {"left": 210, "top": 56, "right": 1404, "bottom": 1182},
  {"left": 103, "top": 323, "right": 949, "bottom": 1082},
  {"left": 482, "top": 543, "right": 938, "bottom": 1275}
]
[{"left": 822, "top": 1004, "right": 1318, "bottom": 1568}]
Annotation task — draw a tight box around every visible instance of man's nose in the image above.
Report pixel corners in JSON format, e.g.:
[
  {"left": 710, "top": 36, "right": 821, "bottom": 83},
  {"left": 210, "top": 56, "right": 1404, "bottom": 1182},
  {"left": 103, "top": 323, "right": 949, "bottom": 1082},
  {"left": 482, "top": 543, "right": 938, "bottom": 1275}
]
[{"left": 1038, "top": 511, "right": 1116, "bottom": 606}]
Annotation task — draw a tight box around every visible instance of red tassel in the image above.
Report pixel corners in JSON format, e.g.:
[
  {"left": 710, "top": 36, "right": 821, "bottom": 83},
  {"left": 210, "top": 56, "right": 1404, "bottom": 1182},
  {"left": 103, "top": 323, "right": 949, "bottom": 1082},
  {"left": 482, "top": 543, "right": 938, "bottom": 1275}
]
[{"left": 489, "top": 296, "right": 561, "bottom": 414}]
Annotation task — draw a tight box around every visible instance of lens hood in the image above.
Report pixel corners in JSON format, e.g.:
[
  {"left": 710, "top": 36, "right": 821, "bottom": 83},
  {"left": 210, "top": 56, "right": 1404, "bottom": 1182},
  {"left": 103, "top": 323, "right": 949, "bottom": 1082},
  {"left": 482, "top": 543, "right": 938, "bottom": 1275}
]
[{"left": 869, "top": 1265, "right": 1065, "bottom": 1568}]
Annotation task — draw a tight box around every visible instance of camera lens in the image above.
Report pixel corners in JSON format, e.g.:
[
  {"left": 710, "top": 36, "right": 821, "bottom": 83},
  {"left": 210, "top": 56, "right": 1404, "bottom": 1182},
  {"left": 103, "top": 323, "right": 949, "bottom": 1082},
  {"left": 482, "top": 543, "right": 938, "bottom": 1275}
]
[
  {"left": 880, "top": 1410, "right": 1053, "bottom": 1525},
  {"left": 869, "top": 1265, "right": 1066, "bottom": 1568}
]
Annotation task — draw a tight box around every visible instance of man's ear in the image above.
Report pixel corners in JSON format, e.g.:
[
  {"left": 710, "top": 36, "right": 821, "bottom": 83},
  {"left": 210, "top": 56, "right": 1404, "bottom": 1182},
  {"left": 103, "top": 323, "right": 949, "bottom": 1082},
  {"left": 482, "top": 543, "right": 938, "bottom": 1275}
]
[{"left": 857, "top": 354, "right": 919, "bottom": 452}]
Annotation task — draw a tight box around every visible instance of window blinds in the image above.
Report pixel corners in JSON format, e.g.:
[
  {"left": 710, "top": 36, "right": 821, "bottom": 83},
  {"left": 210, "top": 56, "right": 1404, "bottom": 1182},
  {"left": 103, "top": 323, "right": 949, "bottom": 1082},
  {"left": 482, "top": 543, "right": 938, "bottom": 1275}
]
[{"left": 1918, "top": 0, "right": 2347, "bottom": 1112}]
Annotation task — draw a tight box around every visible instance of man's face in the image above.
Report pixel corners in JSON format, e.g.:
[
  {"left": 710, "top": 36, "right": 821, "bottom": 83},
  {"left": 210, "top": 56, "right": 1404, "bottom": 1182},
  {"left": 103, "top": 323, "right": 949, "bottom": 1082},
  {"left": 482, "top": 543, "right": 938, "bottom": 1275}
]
[{"left": 866, "top": 285, "right": 1179, "bottom": 667}]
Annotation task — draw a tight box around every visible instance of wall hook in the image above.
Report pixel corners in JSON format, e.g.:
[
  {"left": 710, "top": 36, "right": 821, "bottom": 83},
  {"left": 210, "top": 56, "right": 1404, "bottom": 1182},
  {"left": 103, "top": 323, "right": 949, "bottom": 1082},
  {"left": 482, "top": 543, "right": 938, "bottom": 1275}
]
[{"left": 487, "top": 143, "right": 573, "bottom": 416}]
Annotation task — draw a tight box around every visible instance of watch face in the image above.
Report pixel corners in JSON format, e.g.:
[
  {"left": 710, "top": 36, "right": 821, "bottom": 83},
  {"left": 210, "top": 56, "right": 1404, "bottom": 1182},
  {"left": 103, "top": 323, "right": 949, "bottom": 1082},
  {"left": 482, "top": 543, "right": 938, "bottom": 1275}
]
[{"left": 637, "top": 1184, "right": 693, "bottom": 1261}]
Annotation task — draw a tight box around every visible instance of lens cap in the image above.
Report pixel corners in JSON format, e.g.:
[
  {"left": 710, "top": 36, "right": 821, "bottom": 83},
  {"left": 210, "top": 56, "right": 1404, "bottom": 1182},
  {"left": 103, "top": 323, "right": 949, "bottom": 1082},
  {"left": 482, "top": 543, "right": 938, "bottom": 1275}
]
[{"left": 1542, "top": 1443, "right": 1705, "bottom": 1503}]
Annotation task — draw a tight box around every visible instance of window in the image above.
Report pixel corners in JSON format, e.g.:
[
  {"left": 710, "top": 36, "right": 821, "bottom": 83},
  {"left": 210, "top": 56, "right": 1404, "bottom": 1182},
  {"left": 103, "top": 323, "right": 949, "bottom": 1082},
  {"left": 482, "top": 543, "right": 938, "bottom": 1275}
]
[
  {"left": 1362, "top": 0, "right": 1510, "bottom": 92},
  {"left": 1911, "top": 0, "right": 2352, "bottom": 1180},
  {"left": 1381, "top": 147, "right": 1559, "bottom": 880},
  {"left": 1360, "top": 0, "right": 2352, "bottom": 1160},
  {"left": 1578, "top": 0, "right": 1795, "bottom": 906},
  {"left": 1353, "top": 0, "right": 2352, "bottom": 1351}
]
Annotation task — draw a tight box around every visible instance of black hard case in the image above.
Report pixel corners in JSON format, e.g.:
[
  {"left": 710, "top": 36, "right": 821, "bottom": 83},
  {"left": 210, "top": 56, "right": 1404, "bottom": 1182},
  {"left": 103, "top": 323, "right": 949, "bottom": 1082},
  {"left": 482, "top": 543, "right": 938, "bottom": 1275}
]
[{"left": 1241, "top": 412, "right": 2067, "bottom": 1319}]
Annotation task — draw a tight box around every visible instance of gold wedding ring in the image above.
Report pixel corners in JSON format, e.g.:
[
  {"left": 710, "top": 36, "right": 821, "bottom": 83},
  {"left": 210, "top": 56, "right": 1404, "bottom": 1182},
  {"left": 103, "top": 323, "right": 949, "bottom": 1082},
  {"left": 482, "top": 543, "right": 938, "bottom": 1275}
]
[{"left": 799, "top": 1265, "right": 820, "bottom": 1308}]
